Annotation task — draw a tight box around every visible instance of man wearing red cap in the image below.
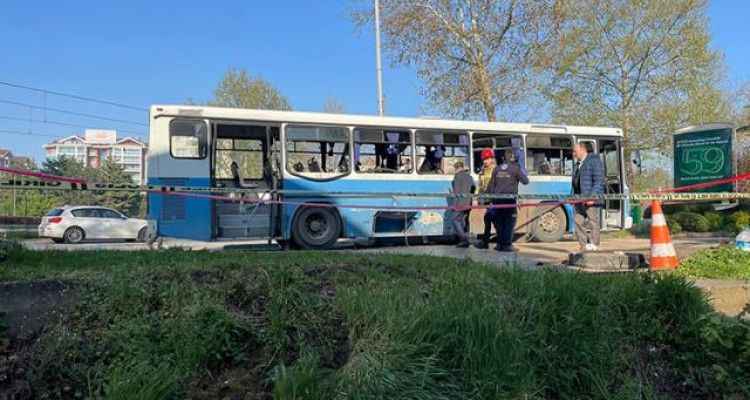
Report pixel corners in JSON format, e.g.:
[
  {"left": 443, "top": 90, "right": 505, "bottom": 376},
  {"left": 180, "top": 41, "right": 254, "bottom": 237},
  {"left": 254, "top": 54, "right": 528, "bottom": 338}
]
[{"left": 475, "top": 149, "right": 497, "bottom": 248}]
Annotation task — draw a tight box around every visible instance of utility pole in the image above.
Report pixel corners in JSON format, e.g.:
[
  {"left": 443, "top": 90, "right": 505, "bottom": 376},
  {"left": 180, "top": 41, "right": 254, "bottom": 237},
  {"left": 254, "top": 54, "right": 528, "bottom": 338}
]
[{"left": 374, "top": 0, "right": 385, "bottom": 116}]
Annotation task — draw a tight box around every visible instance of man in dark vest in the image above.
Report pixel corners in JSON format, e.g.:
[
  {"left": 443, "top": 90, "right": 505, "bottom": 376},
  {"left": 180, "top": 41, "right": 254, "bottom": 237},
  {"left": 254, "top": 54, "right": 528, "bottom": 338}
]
[
  {"left": 486, "top": 149, "right": 529, "bottom": 252},
  {"left": 572, "top": 142, "right": 605, "bottom": 251}
]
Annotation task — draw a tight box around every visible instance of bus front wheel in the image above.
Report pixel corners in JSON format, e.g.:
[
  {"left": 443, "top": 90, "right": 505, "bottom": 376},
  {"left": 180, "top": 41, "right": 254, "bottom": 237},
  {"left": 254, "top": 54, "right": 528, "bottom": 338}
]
[
  {"left": 292, "top": 207, "right": 341, "bottom": 250},
  {"left": 530, "top": 206, "right": 566, "bottom": 242}
]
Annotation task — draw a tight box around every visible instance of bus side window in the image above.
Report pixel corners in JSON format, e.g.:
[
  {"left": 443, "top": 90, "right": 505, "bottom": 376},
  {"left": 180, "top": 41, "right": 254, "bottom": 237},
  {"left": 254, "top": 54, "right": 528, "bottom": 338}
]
[
  {"left": 525, "top": 135, "right": 573, "bottom": 176},
  {"left": 415, "top": 131, "right": 469, "bottom": 175},
  {"left": 170, "top": 119, "right": 207, "bottom": 159},
  {"left": 285, "top": 125, "right": 350, "bottom": 180},
  {"left": 353, "top": 128, "right": 412, "bottom": 173}
]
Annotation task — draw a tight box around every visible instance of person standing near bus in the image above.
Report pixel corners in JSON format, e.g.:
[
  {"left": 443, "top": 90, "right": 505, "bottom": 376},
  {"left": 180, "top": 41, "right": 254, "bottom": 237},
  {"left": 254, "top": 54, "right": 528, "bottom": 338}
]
[
  {"left": 572, "top": 142, "right": 605, "bottom": 251},
  {"left": 475, "top": 149, "right": 496, "bottom": 249},
  {"left": 486, "top": 149, "right": 529, "bottom": 252},
  {"left": 449, "top": 160, "right": 475, "bottom": 247}
]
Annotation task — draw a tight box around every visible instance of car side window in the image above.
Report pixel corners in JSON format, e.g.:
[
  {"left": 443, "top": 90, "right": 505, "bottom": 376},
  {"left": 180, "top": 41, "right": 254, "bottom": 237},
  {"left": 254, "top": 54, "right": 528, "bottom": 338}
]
[
  {"left": 72, "top": 209, "right": 96, "bottom": 218},
  {"left": 99, "top": 209, "right": 122, "bottom": 219}
]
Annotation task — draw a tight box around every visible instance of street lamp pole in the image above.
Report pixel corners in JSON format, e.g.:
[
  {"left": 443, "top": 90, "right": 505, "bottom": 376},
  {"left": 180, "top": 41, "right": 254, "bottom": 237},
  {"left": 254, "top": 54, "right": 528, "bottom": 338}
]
[{"left": 374, "top": 0, "right": 385, "bottom": 116}]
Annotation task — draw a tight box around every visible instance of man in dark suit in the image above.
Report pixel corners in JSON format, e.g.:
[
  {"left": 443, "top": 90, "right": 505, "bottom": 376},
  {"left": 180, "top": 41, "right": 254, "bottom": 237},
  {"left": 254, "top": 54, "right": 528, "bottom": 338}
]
[{"left": 572, "top": 142, "right": 605, "bottom": 251}]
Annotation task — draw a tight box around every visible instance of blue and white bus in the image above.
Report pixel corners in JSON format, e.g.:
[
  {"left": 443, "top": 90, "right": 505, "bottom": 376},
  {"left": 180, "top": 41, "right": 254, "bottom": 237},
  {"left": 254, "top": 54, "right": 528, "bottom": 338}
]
[{"left": 147, "top": 105, "right": 630, "bottom": 249}]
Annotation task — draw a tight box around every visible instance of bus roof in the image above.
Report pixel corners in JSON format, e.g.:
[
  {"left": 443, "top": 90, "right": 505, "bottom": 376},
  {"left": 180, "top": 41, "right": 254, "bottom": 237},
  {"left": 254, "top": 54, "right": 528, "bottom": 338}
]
[{"left": 150, "top": 105, "right": 623, "bottom": 137}]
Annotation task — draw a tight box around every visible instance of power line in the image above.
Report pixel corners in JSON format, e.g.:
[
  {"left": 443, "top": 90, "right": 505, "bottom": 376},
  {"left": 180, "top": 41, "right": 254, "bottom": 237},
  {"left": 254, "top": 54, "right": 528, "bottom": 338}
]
[
  {"left": 0, "top": 115, "right": 146, "bottom": 138},
  {"left": 0, "top": 99, "right": 148, "bottom": 127},
  {"left": 0, "top": 128, "right": 60, "bottom": 138},
  {"left": 0, "top": 80, "right": 148, "bottom": 112}
]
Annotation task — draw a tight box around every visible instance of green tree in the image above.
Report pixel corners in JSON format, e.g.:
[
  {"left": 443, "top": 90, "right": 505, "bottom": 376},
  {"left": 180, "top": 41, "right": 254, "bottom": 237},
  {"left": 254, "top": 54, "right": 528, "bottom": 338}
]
[
  {"left": 39, "top": 156, "right": 143, "bottom": 217},
  {"left": 92, "top": 160, "right": 144, "bottom": 217},
  {"left": 545, "top": 0, "right": 731, "bottom": 156},
  {"left": 740, "top": 83, "right": 750, "bottom": 126},
  {"left": 210, "top": 68, "right": 292, "bottom": 110},
  {"left": 352, "top": 0, "right": 554, "bottom": 122},
  {"left": 41, "top": 156, "right": 89, "bottom": 179}
]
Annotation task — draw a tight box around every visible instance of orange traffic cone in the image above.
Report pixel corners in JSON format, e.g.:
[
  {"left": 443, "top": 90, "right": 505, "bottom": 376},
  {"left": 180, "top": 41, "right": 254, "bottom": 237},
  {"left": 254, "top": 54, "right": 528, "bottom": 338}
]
[{"left": 649, "top": 200, "right": 679, "bottom": 270}]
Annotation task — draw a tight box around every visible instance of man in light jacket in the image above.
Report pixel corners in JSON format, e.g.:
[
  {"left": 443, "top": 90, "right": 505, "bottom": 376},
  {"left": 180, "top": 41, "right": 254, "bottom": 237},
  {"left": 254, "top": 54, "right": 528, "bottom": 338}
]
[{"left": 572, "top": 142, "right": 605, "bottom": 251}]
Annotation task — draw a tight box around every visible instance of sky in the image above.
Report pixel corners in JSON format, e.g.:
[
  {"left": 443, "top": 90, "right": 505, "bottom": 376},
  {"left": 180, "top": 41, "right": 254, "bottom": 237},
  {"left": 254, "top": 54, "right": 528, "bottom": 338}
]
[{"left": 1, "top": 0, "right": 749, "bottom": 163}]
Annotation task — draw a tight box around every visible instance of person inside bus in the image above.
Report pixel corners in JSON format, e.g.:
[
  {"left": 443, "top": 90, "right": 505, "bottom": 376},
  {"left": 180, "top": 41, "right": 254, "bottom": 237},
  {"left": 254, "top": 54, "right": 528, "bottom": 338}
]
[
  {"left": 475, "top": 148, "right": 497, "bottom": 249},
  {"left": 486, "top": 149, "right": 529, "bottom": 252},
  {"left": 572, "top": 141, "right": 604, "bottom": 251},
  {"left": 308, "top": 157, "right": 321, "bottom": 173},
  {"left": 337, "top": 143, "right": 351, "bottom": 172},
  {"left": 419, "top": 146, "right": 445, "bottom": 174},
  {"left": 449, "top": 160, "right": 475, "bottom": 248}
]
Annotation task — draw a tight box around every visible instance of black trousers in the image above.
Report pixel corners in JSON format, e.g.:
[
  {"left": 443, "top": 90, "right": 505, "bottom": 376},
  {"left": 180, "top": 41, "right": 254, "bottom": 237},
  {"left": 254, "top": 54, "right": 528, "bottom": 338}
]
[
  {"left": 492, "top": 201, "right": 517, "bottom": 248},
  {"left": 482, "top": 209, "right": 494, "bottom": 242}
]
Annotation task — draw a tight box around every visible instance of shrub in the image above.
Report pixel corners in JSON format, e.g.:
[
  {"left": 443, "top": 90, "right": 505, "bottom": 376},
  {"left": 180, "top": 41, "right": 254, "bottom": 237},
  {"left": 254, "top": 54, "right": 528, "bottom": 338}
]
[
  {"left": 726, "top": 211, "right": 750, "bottom": 234},
  {"left": 665, "top": 215, "right": 683, "bottom": 234},
  {"left": 629, "top": 223, "right": 650, "bottom": 238},
  {"left": 703, "top": 212, "right": 725, "bottom": 232},
  {"left": 673, "top": 212, "right": 710, "bottom": 232}
]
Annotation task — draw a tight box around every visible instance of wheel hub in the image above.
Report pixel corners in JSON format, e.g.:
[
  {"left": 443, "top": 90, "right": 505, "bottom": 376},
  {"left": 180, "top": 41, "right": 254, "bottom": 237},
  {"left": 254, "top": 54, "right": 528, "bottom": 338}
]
[
  {"left": 306, "top": 216, "right": 327, "bottom": 237},
  {"left": 540, "top": 212, "right": 559, "bottom": 232}
]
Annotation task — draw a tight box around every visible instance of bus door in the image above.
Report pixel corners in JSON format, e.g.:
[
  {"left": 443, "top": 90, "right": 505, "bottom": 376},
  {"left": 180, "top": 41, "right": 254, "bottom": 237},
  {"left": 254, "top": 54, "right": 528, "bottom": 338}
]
[
  {"left": 598, "top": 138, "right": 624, "bottom": 228},
  {"left": 212, "top": 123, "right": 276, "bottom": 240}
]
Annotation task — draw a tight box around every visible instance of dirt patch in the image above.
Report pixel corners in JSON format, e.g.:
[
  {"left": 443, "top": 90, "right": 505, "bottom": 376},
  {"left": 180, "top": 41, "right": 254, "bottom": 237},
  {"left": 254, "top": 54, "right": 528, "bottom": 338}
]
[
  {"left": 187, "top": 355, "right": 272, "bottom": 400},
  {"left": 0, "top": 280, "right": 78, "bottom": 399},
  {"left": 0, "top": 280, "right": 77, "bottom": 341}
]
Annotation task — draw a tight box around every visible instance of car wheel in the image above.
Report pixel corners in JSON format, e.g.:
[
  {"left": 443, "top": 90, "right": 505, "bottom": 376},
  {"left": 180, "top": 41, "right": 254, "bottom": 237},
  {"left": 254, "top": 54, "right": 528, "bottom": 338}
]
[
  {"left": 137, "top": 227, "right": 148, "bottom": 243},
  {"left": 292, "top": 207, "right": 341, "bottom": 250},
  {"left": 530, "top": 206, "right": 566, "bottom": 243},
  {"left": 63, "top": 227, "right": 85, "bottom": 244}
]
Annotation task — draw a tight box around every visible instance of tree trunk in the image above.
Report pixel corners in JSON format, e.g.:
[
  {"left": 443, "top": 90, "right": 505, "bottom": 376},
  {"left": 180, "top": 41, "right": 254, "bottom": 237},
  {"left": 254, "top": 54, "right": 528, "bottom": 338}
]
[{"left": 476, "top": 65, "right": 496, "bottom": 122}]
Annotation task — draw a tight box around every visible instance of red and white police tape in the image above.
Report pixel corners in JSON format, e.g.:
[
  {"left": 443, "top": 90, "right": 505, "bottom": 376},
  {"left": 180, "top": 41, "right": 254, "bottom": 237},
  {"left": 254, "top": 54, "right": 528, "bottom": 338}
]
[{"left": 2, "top": 165, "right": 750, "bottom": 212}]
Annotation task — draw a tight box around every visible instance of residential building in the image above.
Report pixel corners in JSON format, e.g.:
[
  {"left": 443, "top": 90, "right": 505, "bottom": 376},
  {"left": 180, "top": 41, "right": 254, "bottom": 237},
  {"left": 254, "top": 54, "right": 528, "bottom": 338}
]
[
  {"left": 0, "top": 149, "right": 36, "bottom": 170},
  {"left": 0, "top": 149, "right": 10, "bottom": 168},
  {"left": 43, "top": 129, "right": 148, "bottom": 183}
]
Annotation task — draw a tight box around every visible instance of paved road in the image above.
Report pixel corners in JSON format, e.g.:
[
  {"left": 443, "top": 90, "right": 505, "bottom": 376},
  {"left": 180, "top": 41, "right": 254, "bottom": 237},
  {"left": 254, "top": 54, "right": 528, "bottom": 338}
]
[
  {"left": 21, "top": 236, "right": 722, "bottom": 268},
  {"left": 355, "top": 236, "right": 721, "bottom": 268}
]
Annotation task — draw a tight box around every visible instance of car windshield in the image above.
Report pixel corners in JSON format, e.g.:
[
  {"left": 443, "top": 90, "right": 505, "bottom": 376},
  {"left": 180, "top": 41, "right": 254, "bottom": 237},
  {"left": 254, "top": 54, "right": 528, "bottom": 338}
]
[{"left": 46, "top": 208, "right": 64, "bottom": 217}]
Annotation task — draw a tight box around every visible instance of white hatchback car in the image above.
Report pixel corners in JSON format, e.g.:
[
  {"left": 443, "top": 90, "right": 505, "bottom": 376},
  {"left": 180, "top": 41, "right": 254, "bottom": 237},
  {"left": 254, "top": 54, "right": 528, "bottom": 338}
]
[{"left": 39, "top": 206, "right": 149, "bottom": 244}]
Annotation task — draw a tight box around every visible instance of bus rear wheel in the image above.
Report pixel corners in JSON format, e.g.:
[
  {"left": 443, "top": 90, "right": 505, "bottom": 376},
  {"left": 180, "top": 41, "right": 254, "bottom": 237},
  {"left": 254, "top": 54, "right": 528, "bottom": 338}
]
[
  {"left": 530, "top": 206, "right": 566, "bottom": 242},
  {"left": 292, "top": 207, "right": 341, "bottom": 250}
]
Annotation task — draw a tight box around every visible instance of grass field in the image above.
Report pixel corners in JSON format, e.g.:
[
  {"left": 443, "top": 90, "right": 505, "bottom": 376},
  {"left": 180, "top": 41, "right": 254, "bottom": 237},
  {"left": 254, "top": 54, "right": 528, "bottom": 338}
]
[
  {"left": 0, "top": 244, "right": 749, "bottom": 399},
  {"left": 677, "top": 246, "right": 750, "bottom": 280}
]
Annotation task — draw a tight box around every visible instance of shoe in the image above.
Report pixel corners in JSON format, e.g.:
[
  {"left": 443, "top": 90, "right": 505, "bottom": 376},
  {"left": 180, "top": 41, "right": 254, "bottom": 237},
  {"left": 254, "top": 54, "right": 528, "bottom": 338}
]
[
  {"left": 474, "top": 241, "right": 489, "bottom": 249},
  {"left": 584, "top": 243, "right": 600, "bottom": 252},
  {"left": 495, "top": 246, "right": 517, "bottom": 252},
  {"left": 456, "top": 241, "right": 470, "bottom": 248}
]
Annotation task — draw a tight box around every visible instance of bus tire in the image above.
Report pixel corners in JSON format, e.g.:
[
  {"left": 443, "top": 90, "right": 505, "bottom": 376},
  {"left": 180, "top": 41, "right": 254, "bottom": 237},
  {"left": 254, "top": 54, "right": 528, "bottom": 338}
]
[
  {"left": 292, "top": 207, "right": 341, "bottom": 250},
  {"left": 530, "top": 206, "right": 566, "bottom": 243}
]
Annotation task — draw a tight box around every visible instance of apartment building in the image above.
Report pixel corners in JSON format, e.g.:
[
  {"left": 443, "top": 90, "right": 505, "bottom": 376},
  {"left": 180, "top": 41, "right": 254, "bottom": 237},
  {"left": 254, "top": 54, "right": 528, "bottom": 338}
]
[{"left": 43, "top": 129, "right": 148, "bottom": 183}]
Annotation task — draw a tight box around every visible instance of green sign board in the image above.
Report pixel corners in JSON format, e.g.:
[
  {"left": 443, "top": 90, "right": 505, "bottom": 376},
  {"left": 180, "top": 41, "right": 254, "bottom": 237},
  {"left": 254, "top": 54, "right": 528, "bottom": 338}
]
[{"left": 673, "top": 128, "right": 733, "bottom": 192}]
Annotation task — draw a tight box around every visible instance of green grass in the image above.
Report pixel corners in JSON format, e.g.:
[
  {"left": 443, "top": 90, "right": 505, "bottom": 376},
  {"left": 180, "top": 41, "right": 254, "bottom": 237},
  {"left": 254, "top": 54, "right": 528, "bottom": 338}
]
[
  {"left": 1, "top": 246, "right": 749, "bottom": 399},
  {"left": 676, "top": 246, "right": 750, "bottom": 280}
]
